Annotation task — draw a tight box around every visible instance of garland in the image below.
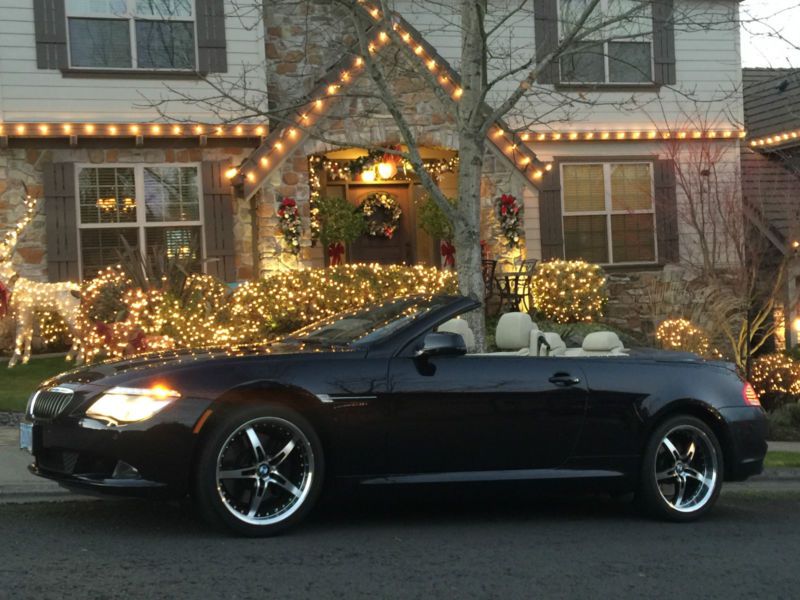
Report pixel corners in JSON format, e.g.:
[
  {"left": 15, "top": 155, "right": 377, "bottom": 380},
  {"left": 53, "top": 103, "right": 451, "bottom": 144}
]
[
  {"left": 277, "top": 197, "right": 303, "bottom": 255},
  {"left": 497, "top": 193, "right": 522, "bottom": 249},
  {"left": 360, "top": 192, "right": 402, "bottom": 239}
]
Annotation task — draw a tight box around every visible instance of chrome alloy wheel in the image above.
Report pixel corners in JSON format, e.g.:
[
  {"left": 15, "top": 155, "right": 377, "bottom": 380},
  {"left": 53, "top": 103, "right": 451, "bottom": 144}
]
[
  {"left": 215, "top": 416, "right": 315, "bottom": 526},
  {"left": 655, "top": 425, "right": 718, "bottom": 513}
]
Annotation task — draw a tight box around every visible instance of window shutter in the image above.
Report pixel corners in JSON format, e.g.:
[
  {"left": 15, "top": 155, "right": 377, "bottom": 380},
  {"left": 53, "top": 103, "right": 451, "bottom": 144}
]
[
  {"left": 539, "top": 164, "right": 564, "bottom": 260},
  {"left": 652, "top": 0, "right": 676, "bottom": 85},
  {"left": 202, "top": 161, "right": 237, "bottom": 282},
  {"left": 33, "top": 0, "right": 68, "bottom": 69},
  {"left": 43, "top": 162, "right": 79, "bottom": 281},
  {"left": 196, "top": 0, "right": 227, "bottom": 73},
  {"left": 534, "top": 0, "right": 559, "bottom": 85},
  {"left": 654, "top": 158, "right": 679, "bottom": 263}
]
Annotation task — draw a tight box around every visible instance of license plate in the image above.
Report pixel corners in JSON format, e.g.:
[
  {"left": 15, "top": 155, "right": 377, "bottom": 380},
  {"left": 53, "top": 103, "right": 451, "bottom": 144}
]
[{"left": 19, "top": 422, "right": 33, "bottom": 454}]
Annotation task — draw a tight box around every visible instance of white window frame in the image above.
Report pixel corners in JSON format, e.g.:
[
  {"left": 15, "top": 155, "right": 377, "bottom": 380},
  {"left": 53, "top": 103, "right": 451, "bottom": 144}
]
[
  {"left": 75, "top": 162, "right": 206, "bottom": 280},
  {"left": 65, "top": 0, "right": 198, "bottom": 71},
  {"left": 556, "top": 0, "right": 654, "bottom": 85},
  {"left": 560, "top": 161, "right": 658, "bottom": 266}
]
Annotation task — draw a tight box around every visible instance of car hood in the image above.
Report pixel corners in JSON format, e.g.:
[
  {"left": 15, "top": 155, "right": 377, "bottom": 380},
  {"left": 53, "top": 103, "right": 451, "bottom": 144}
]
[{"left": 42, "top": 342, "right": 356, "bottom": 389}]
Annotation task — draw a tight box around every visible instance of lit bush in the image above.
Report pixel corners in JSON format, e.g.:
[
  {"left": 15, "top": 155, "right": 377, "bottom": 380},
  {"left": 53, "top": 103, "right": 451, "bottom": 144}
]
[
  {"left": 656, "top": 318, "right": 713, "bottom": 356},
  {"left": 530, "top": 260, "right": 607, "bottom": 324},
  {"left": 229, "top": 264, "right": 458, "bottom": 343},
  {"left": 749, "top": 353, "right": 800, "bottom": 411}
]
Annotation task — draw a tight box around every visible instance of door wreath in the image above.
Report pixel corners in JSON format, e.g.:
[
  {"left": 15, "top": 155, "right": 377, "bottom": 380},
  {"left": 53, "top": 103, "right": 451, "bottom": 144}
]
[{"left": 359, "top": 192, "right": 402, "bottom": 239}]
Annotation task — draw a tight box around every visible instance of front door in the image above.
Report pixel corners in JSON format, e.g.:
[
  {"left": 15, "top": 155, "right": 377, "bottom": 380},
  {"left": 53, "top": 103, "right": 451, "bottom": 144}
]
[
  {"left": 348, "top": 185, "right": 414, "bottom": 265},
  {"left": 386, "top": 355, "right": 588, "bottom": 476}
]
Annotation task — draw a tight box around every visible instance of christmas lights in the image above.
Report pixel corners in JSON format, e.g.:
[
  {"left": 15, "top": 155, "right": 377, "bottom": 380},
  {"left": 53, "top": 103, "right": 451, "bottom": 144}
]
[
  {"left": 655, "top": 318, "right": 714, "bottom": 356},
  {"left": 530, "top": 260, "right": 607, "bottom": 324}
]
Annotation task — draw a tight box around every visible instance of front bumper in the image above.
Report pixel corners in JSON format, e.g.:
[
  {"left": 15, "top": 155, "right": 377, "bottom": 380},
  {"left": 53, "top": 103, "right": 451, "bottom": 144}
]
[
  {"left": 719, "top": 406, "right": 768, "bottom": 481},
  {"left": 28, "top": 396, "right": 214, "bottom": 498}
]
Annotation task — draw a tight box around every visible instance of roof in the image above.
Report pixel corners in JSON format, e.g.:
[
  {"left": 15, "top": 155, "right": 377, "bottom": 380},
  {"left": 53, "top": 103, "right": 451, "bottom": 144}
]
[{"left": 743, "top": 68, "right": 800, "bottom": 140}]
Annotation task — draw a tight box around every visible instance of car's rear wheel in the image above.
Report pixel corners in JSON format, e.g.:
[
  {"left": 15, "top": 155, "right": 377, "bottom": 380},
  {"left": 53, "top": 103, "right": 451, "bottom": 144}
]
[
  {"left": 194, "top": 404, "right": 324, "bottom": 536},
  {"left": 639, "top": 415, "right": 723, "bottom": 522}
]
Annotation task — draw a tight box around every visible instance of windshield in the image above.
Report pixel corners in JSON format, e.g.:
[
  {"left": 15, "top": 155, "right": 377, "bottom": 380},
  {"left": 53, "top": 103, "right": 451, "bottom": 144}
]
[{"left": 281, "top": 296, "right": 456, "bottom": 347}]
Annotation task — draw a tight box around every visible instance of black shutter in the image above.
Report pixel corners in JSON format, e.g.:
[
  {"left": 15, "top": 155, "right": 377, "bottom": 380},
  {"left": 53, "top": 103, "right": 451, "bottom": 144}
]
[
  {"left": 652, "top": 0, "right": 676, "bottom": 85},
  {"left": 43, "top": 162, "right": 79, "bottom": 281},
  {"left": 202, "top": 161, "right": 237, "bottom": 282},
  {"left": 534, "top": 0, "right": 559, "bottom": 85},
  {"left": 655, "top": 158, "right": 679, "bottom": 263},
  {"left": 33, "top": 0, "right": 68, "bottom": 69},
  {"left": 196, "top": 0, "right": 227, "bottom": 73},
  {"left": 539, "top": 163, "right": 564, "bottom": 260}
]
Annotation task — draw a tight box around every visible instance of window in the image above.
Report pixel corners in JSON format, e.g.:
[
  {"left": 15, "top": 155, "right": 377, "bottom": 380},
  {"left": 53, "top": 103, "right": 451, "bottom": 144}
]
[
  {"left": 77, "top": 165, "right": 203, "bottom": 278},
  {"left": 561, "top": 162, "right": 656, "bottom": 264},
  {"left": 558, "top": 0, "right": 652, "bottom": 84},
  {"left": 66, "top": 0, "right": 196, "bottom": 70}
]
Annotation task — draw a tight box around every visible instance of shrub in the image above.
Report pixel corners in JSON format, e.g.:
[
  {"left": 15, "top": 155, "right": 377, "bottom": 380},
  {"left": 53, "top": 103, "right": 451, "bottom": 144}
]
[
  {"left": 749, "top": 353, "right": 800, "bottom": 411},
  {"left": 767, "top": 403, "right": 800, "bottom": 441},
  {"left": 656, "top": 318, "right": 714, "bottom": 356},
  {"left": 316, "top": 196, "right": 366, "bottom": 247},
  {"left": 229, "top": 264, "right": 458, "bottom": 343},
  {"left": 417, "top": 195, "right": 456, "bottom": 242},
  {"left": 530, "top": 260, "right": 607, "bottom": 324}
]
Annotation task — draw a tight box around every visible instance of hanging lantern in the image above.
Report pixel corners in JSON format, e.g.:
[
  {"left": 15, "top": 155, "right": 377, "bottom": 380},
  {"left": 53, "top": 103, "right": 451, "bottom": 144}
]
[{"left": 376, "top": 161, "right": 396, "bottom": 180}]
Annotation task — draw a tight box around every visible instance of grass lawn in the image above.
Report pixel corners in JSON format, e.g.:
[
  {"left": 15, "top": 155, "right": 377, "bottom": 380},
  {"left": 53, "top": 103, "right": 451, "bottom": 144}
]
[
  {"left": 0, "top": 356, "right": 75, "bottom": 412},
  {"left": 764, "top": 451, "right": 800, "bottom": 469}
]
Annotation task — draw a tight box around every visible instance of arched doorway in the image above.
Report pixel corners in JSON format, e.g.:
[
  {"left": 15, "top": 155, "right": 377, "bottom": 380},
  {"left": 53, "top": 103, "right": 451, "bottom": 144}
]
[{"left": 311, "top": 146, "right": 459, "bottom": 266}]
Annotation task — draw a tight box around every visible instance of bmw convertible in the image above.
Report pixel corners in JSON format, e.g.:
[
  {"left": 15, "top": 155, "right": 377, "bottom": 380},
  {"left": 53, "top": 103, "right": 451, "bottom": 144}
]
[{"left": 21, "top": 295, "right": 767, "bottom": 536}]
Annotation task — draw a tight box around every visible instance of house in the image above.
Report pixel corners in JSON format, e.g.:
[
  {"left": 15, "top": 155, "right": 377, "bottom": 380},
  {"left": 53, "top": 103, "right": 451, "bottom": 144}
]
[
  {"left": 0, "top": 0, "right": 746, "bottom": 334},
  {"left": 742, "top": 68, "right": 800, "bottom": 347}
]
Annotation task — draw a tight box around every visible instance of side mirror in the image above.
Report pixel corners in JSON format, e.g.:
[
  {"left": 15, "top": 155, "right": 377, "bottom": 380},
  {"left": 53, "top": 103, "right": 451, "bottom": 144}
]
[{"left": 415, "top": 332, "right": 467, "bottom": 359}]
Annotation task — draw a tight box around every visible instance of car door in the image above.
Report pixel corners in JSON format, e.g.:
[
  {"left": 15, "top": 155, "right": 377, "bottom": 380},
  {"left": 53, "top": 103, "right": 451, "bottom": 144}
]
[{"left": 385, "top": 354, "right": 588, "bottom": 476}]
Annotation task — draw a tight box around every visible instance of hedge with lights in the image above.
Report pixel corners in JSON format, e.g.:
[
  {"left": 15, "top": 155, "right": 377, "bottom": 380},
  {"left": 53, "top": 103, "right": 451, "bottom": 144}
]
[
  {"left": 749, "top": 353, "right": 800, "bottom": 412},
  {"left": 229, "top": 264, "right": 458, "bottom": 341},
  {"left": 655, "top": 318, "right": 715, "bottom": 357},
  {"left": 530, "top": 260, "right": 607, "bottom": 324}
]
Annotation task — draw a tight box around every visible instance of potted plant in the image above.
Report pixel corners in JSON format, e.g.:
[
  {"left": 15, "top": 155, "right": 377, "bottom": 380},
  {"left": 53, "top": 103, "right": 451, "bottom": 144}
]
[
  {"left": 317, "top": 197, "right": 366, "bottom": 265},
  {"left": 417, "top": 195, "right": 457, "bottom": 268}
]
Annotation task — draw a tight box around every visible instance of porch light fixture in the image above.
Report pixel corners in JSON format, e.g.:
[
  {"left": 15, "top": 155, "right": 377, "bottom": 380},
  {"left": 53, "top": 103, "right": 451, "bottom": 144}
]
[
  {"left": 376, "top": 161, "right": 397, "bottom": 180},
  {"left": 361, "top": 169, "right": 377, "bottom": 183}
]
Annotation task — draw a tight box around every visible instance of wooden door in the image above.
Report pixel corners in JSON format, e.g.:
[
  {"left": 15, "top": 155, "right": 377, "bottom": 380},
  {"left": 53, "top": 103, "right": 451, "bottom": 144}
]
[{"left": 348, "top": 185, "right": 415, "bottom": 265}]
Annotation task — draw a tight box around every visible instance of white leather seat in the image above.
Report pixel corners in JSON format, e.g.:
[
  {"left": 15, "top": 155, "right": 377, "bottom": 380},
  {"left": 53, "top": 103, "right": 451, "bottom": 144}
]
[
  {"left": 495, "top": 312, "right": 534, "bottom": 355},
  {"left": 580, "top": 331, "right": 626, "bottom": 356},
  {"left": 437, "top": 318, "right": 476, "bottom": 353},
  {"left": 535, "top": 331, "right": 567, "bottom": 356}
]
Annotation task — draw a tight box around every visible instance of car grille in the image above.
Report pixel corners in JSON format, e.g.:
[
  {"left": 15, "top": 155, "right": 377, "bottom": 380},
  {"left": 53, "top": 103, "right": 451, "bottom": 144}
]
[{"left": 30, "top": 388, "right": 75, "bottom": 420}]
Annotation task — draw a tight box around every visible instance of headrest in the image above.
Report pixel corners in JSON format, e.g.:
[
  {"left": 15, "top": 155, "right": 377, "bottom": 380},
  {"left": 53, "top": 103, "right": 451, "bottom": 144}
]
[
  {"left": 438, "top": 318, "right": 475, "bottom": 352},
  {"left": 529, "top": 330, "right": 549, "bottom": 356},
  {"left": 582, "top": 331, "right": 624, "bottom": 353},
  {"left": 496, "top": 312, "right": 534, "bottom": 350}
]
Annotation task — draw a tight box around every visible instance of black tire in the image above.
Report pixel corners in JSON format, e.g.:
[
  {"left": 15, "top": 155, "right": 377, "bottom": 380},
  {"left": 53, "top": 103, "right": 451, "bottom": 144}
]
[
  {"left": 194, "top": 403, "right": 325, "bottom": 537},
  {"left": 638, "top": 415, "right": 724, "bottom": 522}
]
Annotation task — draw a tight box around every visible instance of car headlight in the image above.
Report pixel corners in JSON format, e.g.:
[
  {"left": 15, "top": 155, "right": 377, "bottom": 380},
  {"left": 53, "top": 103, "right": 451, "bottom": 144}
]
[{"left": 85, "top": 385, "right": 181, "bottom": 424}]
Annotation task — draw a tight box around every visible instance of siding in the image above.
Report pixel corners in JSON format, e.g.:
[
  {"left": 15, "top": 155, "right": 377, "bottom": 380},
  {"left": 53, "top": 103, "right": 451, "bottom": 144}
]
[
  {"left": 743, "top": 68, "right": 800, "bottom": 139},
  {"left": 0, "top": 1, "right": 266, "bottom": 122},
  {"left": 394, "top": 0, "right": 743, "bottom": 131}
]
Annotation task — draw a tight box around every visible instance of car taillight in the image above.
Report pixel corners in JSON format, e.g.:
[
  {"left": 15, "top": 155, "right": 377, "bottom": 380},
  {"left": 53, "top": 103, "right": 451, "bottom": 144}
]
[{"left": 742, "top": 382, "right": 761, "bottom": 407}]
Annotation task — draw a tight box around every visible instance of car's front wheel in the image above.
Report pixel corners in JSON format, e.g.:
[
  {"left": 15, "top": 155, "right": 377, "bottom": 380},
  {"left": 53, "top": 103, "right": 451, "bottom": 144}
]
[
  {"left": 639, "top": 415, "right": 724, "bottom": 521},
  {"left": 194, "top": 404, "right": 324, "bottom": 536}
]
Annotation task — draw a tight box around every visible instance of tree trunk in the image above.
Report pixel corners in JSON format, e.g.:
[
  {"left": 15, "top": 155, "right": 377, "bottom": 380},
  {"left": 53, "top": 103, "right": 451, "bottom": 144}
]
[
  {"left": 454, "top": 0, "right": 489, "bottom": 351},
  {"left": 454, "top": 133, "right": 487, "bottom": 350}
]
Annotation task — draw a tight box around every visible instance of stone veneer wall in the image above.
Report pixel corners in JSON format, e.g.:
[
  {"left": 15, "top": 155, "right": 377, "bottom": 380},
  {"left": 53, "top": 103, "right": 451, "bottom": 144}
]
[{"left": 0, "top": 147, "right": 256, "bottom": 283}]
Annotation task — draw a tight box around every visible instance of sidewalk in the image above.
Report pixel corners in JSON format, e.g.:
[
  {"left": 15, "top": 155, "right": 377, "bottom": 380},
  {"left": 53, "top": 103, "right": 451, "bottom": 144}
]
[{"left": 0, "top": 422, "right": 799, "bottom": 503}]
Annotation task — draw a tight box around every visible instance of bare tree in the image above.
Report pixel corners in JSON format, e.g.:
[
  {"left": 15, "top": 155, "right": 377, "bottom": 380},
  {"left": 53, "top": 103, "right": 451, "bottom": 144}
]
[{"left": 149, "top": 0, "right": 760, "bottom": 349}]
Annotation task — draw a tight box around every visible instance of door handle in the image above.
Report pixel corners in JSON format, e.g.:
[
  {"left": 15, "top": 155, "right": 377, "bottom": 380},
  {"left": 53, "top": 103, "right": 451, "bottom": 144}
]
[{"left": 548, "top": 373, "right": 581, "bottom": 386}]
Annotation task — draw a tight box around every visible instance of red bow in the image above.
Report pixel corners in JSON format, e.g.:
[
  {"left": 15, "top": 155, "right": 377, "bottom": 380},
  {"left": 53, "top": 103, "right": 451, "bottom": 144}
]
[
  {"left": 441, "top": 241, "right": 456, "bottom": 268},
  {"left": 129, "top": 328, "right": 147, "bottom": 352},
  {"left": 0, "top": 280, "right": 10, "bottom": 318},
  {"left": 328, "top": 242, "right": 345, "bottom": 266},
  {"left": 95, "top": 321, "right": 114, "bottom": 345}
]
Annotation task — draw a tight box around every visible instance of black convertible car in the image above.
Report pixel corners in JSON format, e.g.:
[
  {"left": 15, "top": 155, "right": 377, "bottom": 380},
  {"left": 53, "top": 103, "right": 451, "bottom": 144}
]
[{"left": 21, "top": 295, "right": 767, "bottom": 536}]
